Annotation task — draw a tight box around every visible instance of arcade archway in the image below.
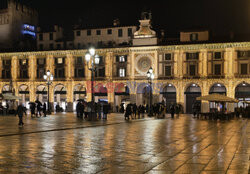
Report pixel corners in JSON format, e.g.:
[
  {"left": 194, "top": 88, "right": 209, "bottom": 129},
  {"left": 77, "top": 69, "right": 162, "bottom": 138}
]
[
  {"left": 235, "top": 82, "right": 250, "bottom": 107},
  {"left": 160, "top": 84, "right": 176, "bottom": 113},
  {"left": 94, "top": 84, "right": 108, "bottom": 103},
  {"left": 18, "top": 85, "right": 30, "bottom": 108},
  {"left": 73, "top": 84, "right": 86, "bottom": 111},
  {"left": 114, "top": 83, "right": 130, "bottom": 111},
  {"left": 185, "top": 83, "right": 201, "bottom": 114},
  {"left": 36, "top": 85, "right": 47, "bottom": 103},
  {"left": 209, "top": 83, "right": 227, "bottom": 110},
  {"left": 54, "top": 84, "right": 67, "bottom": 111},
  {"left": 136, "top": 83, "right": 152, "bottom": 106}
]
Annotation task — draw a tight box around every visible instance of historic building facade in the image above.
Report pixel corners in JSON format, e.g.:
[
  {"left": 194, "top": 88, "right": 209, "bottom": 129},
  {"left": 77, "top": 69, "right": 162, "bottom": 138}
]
[{"left": 0, "top": 42, "right": 249, "bottom": 113}]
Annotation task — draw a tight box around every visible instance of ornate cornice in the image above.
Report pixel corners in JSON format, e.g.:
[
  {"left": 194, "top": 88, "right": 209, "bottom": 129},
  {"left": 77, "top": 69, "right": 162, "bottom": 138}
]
[{"left": 1, "top": 42, "right": 250, "bottom": 57}]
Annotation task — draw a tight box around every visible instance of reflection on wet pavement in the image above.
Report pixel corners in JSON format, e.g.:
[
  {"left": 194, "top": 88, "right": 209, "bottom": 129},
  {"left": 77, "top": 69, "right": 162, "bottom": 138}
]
[{"left": 0, "top": 114, "right": 248, "bottom": 173}]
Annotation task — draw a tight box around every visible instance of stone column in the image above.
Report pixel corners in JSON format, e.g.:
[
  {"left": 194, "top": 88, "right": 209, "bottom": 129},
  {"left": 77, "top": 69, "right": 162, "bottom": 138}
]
[
  {"left": 227, "top": 80, "right": 235, "bottom": 112},
  {"left": 29, "top": 84, "right": 36, "bottom": 102},
  {"left": 108, "top": 92, "right": 115, "bottom": 111},
  {"left": 173, "top": 50, "right": 179, "bottom": 78},
  {"left": 179, "top": 51, "right": 184, "bottom": 78},
  {"left": 11, "top": 56, "right": 18, "bottom": 81},
  {"left": 46, "top": 55, "right": 54, "bottom": 74},
  {"left": 201, "top": 50, "right": 208, "bottom": 77},
  {"left": 49, "top": 84, "right": 54, "bottom": 112},
  {"left": 201, "top": 81, "right": 209, "bottom": 113},
  {"left": 66, "top": 82, "right": 73, "bottom": 112},
  {"left": 0, "top": 57, "right": 3, "bottom": 78},
  {"left": 29, "top": 55, "right": 36, "bottom": 81},
  {"left": 176, "top": 81, "right": 185, "bottom": 113},
  {"left": 66, "top": 54, "right": 73, "bottom": 80}
]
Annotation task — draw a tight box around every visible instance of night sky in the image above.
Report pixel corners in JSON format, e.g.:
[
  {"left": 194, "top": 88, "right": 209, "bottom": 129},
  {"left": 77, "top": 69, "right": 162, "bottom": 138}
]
[{"left": 29, "top": 0, "right": 250, "bottom": 37}]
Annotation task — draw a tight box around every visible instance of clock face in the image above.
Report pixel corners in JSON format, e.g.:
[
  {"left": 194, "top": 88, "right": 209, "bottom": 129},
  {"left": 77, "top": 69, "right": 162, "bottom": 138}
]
[{"left": 135, "top": 56, "right": 152, "bottom": 75}]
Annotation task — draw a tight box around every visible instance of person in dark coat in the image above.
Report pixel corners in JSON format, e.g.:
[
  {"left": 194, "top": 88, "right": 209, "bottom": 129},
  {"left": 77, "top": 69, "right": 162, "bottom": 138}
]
[
  {"left": 30, "top": 103, "right": 36, "bottom": 118},
  {"left": 170, "top": 104, "right": 175, "bottom": 118},
  {"left": 36, "top": 102, "right": 42, "bottom": 117},
  {"left": 103, "top": 104, "right": 109, "bottom": 120},
  {"left": 79, "top": 102, "right": 84, "bottom": 118},
  {"left": 125, "top": 104, "right": 132, "bottom": 120},
  {"left": 17, "top": 103, "right": 25, "bottom": 126},
  {"left": 43, "top": 102, "right": 47, "bottom": 117},
  {"left": 132, "top": 104, "right": 137, "bottom": 119},
  {"left": 76, "top": 101, "right": 81, "bottom": 118}
]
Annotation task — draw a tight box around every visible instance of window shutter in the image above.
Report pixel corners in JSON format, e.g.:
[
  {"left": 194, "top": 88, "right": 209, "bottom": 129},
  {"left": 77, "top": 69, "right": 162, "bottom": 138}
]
[
  {"left": 125, "top": 55, "right": 127, "bottom": 62},
  {"left": 116, "top": 56, "right": 119, "bottom": 62}
]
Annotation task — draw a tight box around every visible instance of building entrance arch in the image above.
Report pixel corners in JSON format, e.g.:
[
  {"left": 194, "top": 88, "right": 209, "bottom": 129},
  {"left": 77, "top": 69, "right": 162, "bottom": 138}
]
[
  {"left": 160, "top": 84, "right": 176, "bottom": 113},
  {"left": 185, "top": 83, "right": 201, "bottom": 114},
  {"left": 73, "top": 84, "right": 86, "bottom": 111},
  {"left": 235, "top": 82, "right": 250, "bottom": 107},
  {"left": 54, "top": 84, "right": 67, "bottom": 112},
  {"left": 36, "top": 85, "right": 47, "bottom": 103},
  {"left": 114, "top": 83, "right": 130, "bottom": 112},
  {"left": 18, "top": 85, "right": 29, "bottom": 108}
]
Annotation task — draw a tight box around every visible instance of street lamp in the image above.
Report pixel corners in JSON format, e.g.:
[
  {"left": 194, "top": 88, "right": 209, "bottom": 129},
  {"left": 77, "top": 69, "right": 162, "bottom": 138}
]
[
  {"left": 147, "top": 67, "right": 154, "bottom": 117},
  {"left": 85, "top": 47, "right": 100, "bottom": 120},
  {"left": 43, "top": 70, "right": 53, "bottom": 114}
]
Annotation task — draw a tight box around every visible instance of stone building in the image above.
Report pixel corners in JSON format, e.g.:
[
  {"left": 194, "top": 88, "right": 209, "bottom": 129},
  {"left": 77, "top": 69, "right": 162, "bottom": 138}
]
[
  {"left": 0, "top": 42, "right": 249, "bottom": 113},
  {"left": 0, "top": 0, "right": 38, "bottom": 51}
]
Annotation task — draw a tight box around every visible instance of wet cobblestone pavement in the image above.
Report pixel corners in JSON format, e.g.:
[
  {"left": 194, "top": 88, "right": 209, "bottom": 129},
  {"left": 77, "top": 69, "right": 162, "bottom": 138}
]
[{"left": 0, "top": 113, "right": 249, "bottom": 173}]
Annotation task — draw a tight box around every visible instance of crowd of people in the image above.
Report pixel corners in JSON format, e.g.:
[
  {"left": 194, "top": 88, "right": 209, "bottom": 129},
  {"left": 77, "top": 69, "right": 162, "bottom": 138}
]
[
  {"left": 122, "top": 102, "right": 183, "bottom": 120},
  {"left": 75, "top": 101, "right": 110, "bottom": 120}
]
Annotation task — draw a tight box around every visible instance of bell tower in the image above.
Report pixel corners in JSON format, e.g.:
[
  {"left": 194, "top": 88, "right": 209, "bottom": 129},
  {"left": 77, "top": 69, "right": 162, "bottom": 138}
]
[{"left": 133, "top": 11, "right": 158, "bottom": 46}]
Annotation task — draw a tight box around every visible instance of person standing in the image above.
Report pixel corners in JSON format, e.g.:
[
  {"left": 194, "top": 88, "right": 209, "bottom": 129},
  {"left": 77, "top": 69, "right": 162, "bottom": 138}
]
[
  {"left": 170, "top": 104, "right": 175, "bottom": 118},
  {"left": 17, "top": 103, "right": 25, "bottom": 126},
  {"left": 43, "top": 102, "right": 47, "bottom": 117},
  {"left": 103, "top": 104, "right": 109, "bottom": 120},
  {"left": 76, "top": 101, "right": 81, "bottom": 118}
]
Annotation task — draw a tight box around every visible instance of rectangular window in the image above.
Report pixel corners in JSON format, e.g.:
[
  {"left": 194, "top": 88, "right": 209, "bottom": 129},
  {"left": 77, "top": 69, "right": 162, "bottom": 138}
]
[
  {"left": 119, "top": 68, "right": 125, "bottom": 77},
  {"left": 189, "top": 65, "right": 196, "bottom": 76},
  {"left": 20, "top": 59, "right": 27, "bottom": 65},
  {"left": 116, "top": 55, "right": 127, "bottom": 62},
  {"left": 3, "top": 60, "right": 11, "bottom": 66},
  {"left": 107, "top": 29, "right": 112, "bottom": 35},
  {"left": 76, "top": 57, "right": 83, "bottom": 64},
  {"left": 57, "top": 57, "right": 63, "bottom": 64},
  {"left": 118, "top": 29, "right": 123, "bottom": 37},
  {"left": 98, "top": 67, "right": 105, "bottom": 77},
  {"left": 76, "top": 30, "right": 81, "bottom": 36},
  {"left": 77, "top": 43, "right": 81, "bottom": 49},
  {"left": 96, "top": 30, "right": 101, "bottom": 35},
  {"left": 165, "top": 65, "right": 172, "bottom": 76},
  {"left": 57, "top": 44, "right": 61, "bottom": 49},
  {"left": 214, "top": 64, "right": 221, "bottom": 75},
  {"left": 55, "top": 68, "right": 65, "bottom": 78},
  {"left": 39, "top": 44, "right": 43, "bottom": 50},
  {"left": 238, "top": 51, "right": 250, "bottom": 58},
  {"left": 240, "top": 64, "right": 248, "bottom": 75},
  {"left": 39, "top": 34, "right": 43, "bottom": 41},
  {"left": 186, "top": 53, "right": 199, "bottom": 60},
  {"left": 190, "top": 33, "right": 198, "bottom": 41},
  {"left": 214, "top": 52, "right": 222, "bottom": 59},
  {"left": 2, "top": 69, "right": 11, "bottom": 79},
  {"left": 49, "top": 33, "right": 53, "bottom": 40},
  {"left": 37, "top": 58, "right": 45, "bottom": 65},
  {"left": 87, "top": 30, "right": 91, "bottom": 36},
  {"left": 37, "top": 68, "right": 45, "bottom": 79},
  {"left": 128, "top": 28, "right": 132, "bottom": 37},
  {"left": 49, "top": 43, "right": 53, "bottom": 50},
  {"left": 165, "top": 53, "right": 172, "bottom": 60}
]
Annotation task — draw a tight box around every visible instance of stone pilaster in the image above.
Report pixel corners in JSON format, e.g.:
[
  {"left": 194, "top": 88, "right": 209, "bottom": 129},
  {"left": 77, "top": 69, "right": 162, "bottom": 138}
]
[
  {"left": 179, "top": 51, "right": 184, "bottom": 78},
  {"left": 108, "top": 92, "right": 115, "bottom": 111},
  {"left": 227, "top": 80, "right": 235, "bottom": 112},
  {"left": 66, "top": 82, "right": 73, "bottom": 112},
  {"left": 11, "top": 56, "right": 18, "bottom": 81},
  {"left": 29, "top": 83, "right": 36, "bottom": 102},
  {"left": 201, "top": 81, "right": 209, "bottom": 113},
  {"left": 46, "top": 55, "right": 54, "bottom": 74},
  {"left": 176, "top": 81, "right": 185, "bottom": 111},
  {"left": 66, "top": 54, "right": 73, "bottom": 80},
  {"left": 173, "top": 50, "right": 179, "bottom": 78},
  {"left": 105, "top": 52, "right": 113, "bottom": 78},
  {"left": 29, "top": 55, "right": 36, "bottom": 81},
  {"left": 0, "top": 57, "right": 2, "bottom": 78},
  {"left": 201, "top": 50, "right": 208, "bottom": 77}
]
